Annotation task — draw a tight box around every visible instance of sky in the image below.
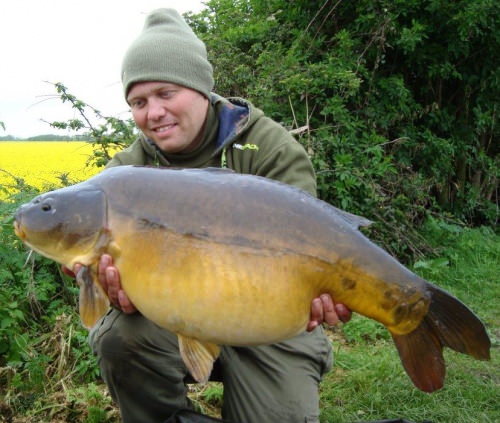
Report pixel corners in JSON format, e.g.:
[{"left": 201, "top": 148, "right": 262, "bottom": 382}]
[{"left": 0, "top": 0, "right": 205, "bottom": 139}]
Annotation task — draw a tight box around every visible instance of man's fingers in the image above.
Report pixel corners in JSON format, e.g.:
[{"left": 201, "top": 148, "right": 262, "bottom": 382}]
[
  {"left": 67, "top": 254, "right": 138, "bottom": 314},
  {"left": 98, "top": 254, "right": 113, "bottom": 291},
  {"left": 307, "top": 298, "right": 322, "bottom": 332},
  {"left": 334, "top": 303, "right": 352, "bottom": 323},
  {"left": 320, "top": 294, "right": 339, "bottom": 326},
  {"left": 105, "top": 267, "right": 120, "bottom": 307},
  {"left": 310, "top": 297, "right": 324, "bottom": 321},
  {"left": 118, "top": 290, "right": 137, "bottom": 314}
]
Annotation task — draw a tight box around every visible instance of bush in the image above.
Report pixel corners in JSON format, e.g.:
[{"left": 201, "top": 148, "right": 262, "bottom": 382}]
[{"left": 187, "top": 0, "right": 499, "bottom": 258}]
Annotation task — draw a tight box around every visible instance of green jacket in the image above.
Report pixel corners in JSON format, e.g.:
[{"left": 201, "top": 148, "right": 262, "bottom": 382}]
[{"left": 107, "top": 94, "right": 317, "bottom": 196}]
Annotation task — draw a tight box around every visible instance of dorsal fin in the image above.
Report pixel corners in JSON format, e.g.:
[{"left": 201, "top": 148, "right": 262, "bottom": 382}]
[{"left": 334, "top": 208, "right": 373, "bottom": 229}]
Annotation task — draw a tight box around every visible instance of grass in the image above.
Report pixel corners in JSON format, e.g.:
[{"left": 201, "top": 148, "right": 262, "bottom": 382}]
[
  {"left": 319, "top": 220, "right": 500, "bottom": 423},
  {"left": 320, "top": 331, "right": 499, "bottom": 422}
]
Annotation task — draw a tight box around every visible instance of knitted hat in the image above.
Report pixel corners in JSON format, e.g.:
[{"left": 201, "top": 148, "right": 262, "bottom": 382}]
[{"left": 121, "top": 8, "right": 214, "bottom": 99}]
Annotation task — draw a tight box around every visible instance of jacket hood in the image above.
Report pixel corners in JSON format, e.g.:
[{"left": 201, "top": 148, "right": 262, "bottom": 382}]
[{"left": 211, "top": 94, "right": 264, "bottom": 154}]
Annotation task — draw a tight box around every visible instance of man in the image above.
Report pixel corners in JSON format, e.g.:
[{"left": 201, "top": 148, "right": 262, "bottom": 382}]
[{"left": 74, "top": 8, "right": 351, "bottom": 423}]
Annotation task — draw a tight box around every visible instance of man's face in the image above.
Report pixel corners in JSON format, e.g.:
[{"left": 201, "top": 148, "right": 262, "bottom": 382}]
[{"left": 127, "top": 82, "right": 209, "bottom": 154}]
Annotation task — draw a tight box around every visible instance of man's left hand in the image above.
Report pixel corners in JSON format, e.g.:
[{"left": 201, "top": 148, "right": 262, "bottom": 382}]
[{"left": 307, "top": 294, "right": 352, "bottom": 331}]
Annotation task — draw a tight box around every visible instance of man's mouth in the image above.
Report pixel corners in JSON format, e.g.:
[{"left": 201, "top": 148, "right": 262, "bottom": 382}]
[{"left": 153, "top": 123, "right": 176, "bottom": 133}]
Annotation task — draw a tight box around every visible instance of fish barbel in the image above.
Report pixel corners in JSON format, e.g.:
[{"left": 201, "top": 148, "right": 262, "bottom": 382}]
[{"left": 13, "top": 166, "right": 491, "bottom": 392}]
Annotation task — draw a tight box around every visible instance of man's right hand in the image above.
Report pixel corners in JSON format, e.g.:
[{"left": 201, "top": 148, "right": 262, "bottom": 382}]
[
  {"left": 96, "top": 254, "right": 137, "bottom": 314},
  {"left": 63, "top": 254, "right": 137, "bottom": 314}
]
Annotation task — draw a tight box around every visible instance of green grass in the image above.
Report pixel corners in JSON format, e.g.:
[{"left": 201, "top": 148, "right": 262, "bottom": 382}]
[
  {"left": 319, "top": 221, "right": 500, "bottom": 423},
  {"left": 321, "top": 336, "right": 499, "bottom": 422}
]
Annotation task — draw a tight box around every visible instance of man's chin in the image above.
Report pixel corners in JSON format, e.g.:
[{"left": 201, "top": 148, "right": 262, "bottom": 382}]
[{"left": 149, "top": 137, "right": 186, "bottom": 155}]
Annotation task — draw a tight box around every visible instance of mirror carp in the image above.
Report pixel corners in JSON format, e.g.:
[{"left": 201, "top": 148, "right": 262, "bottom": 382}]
[{"left": 14, "top": 166, "right": 491, "bottom": 392}]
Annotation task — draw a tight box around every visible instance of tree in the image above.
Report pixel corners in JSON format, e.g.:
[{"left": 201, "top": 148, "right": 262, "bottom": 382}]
[
  {"left": 46, "top": 82, "right": 138, "bottom": 168},
  {"left": 186, "top": 0, "right": 499, "bottom": 234}
]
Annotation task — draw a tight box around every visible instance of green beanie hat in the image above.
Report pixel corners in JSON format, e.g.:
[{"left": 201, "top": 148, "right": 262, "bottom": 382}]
[{"left": 121, "top": 8, "right": 214, "bottom": 99}]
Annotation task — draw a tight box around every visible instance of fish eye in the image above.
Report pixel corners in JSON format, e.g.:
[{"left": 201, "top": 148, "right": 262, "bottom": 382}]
[{"left": 39, "top": 198, "right": 55, "bottom": 213}]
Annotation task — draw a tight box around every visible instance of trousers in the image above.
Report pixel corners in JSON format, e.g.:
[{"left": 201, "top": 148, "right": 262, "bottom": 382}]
[{"left": 89, "top": 308, "right": 333, "bottom": 423}]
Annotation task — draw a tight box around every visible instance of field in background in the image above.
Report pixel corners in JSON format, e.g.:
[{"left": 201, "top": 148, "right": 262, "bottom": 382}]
[{"left": 0, "top": 141, "right": 100, "bottom": 198}]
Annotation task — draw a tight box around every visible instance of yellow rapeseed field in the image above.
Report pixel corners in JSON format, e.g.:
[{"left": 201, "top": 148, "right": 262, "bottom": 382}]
[{"left": 0, "top": 141, "right": 104, "bottom": 199}]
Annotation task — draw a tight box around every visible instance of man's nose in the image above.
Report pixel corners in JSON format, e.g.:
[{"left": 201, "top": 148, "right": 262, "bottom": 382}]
[{"left": 147, "top": 98, "right": 167, "bottom": 120}]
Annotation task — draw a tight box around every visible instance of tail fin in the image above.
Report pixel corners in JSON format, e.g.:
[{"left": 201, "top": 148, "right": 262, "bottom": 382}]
[{"left": 391, "top": 284, "right": 491, "bottom": 393}]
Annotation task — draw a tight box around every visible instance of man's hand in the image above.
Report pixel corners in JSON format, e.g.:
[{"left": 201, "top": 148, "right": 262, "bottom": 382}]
[
  {"left": 307, "top": 294, "right": 352, "bottom": 331},
  {"left": 97, "top": 254, "right": 137, "bottom": 313},
  {"left": 62, "top": 254, "right": 137, "bottom": 314},
  {"left": 64, "top": 255, "right": 351, "bottom": 325}
]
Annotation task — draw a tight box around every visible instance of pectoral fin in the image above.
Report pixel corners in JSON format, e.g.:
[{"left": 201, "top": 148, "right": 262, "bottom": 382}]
[
  {"left": 178, "top": 335, "right": 220, "bottom": 384},
  {"left": 77, "top": 266, "right": 110, "bottom": 329}
]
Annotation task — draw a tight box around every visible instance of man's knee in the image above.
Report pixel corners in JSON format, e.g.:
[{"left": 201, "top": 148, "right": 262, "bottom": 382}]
[
  {"left": 89, "top": 309, "right": 179, "bottom": 359},
  {"left": 88, "top": 309, "right": 191, "bottom": 418}
]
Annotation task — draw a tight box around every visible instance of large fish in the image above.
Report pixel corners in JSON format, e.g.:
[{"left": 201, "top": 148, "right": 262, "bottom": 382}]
[{"left": 14, "top": 166, "right": 490, "bottom": 392}]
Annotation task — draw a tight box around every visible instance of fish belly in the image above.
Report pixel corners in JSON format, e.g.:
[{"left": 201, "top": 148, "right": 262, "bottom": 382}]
[
  {"left": 111, "top": 227, "right": 428, "bottom": 345},
  {"left": 114, "top": 230, "right": 326, "bottom": 345}
]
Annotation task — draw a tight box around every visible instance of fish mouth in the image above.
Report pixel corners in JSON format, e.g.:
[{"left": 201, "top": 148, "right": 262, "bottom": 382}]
[{"left": 13, "top": 220, "right": 26, "bottom": 240}]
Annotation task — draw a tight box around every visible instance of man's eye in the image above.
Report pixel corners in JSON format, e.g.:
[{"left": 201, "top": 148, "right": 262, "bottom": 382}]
[{"left": 130, "top": 100, "right": 144, "bottom": 109}]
